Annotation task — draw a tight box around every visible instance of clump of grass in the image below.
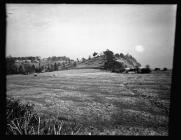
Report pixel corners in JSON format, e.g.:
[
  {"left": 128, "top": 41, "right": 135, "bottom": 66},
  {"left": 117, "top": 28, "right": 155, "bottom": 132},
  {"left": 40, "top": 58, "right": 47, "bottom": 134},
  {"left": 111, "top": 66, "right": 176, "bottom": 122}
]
[{"left": 6, "top": 96, "right": 81, "bottom": 135}]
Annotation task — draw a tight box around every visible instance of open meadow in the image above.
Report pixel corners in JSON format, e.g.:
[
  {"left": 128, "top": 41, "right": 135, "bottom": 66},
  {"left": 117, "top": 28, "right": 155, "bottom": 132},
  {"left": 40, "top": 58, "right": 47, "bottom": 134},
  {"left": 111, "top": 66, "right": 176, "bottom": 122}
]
[{"left": 6, "top": 69, "right": 172, "bottom": 135}]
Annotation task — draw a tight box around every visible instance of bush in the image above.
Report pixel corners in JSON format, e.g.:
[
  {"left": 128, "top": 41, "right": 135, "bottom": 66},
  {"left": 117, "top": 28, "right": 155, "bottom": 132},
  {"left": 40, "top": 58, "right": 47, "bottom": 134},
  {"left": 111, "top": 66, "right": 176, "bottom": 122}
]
[
  {"left": 6, "top": 97, "right": 38, "bottom": 135},
  {"left": 139, "top": 68, "right": 151, "bottom": 74},
  {"left": 138, "top": 65, "right": 151, "bottom": 74},
  {"left": 6, "top": 96, "right": 81, "bottom": 135},
  {"left": 154, "top": 68, "right": 160, "bottom": 71},
  {"left": 162, "top": 68, "right": 168, "bottom": 71},
  {"left": 111, "top": 61, "right": 125, "bottom": 73}
]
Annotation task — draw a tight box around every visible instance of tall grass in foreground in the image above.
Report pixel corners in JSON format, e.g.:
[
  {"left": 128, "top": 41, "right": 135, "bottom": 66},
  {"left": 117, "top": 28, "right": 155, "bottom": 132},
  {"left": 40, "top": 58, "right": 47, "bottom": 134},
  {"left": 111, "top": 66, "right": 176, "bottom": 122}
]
[
  {"left": 6, "top": 96, "right": 81, "bottom": 135},
  {"left": 6, "top": 96, "right": 167, "bottom": 135}
]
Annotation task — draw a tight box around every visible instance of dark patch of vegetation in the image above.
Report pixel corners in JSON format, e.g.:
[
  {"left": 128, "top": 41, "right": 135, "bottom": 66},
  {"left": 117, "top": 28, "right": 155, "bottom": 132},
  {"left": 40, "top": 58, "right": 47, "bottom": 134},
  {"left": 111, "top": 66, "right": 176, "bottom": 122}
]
[
  {"left": 103, "top": 49, "right": 116, "bottom": 70},
  {"left": 111, "top": 61, "right": 125, "bottom": 73},
  {"left": 103, "top": 49, "right": 125, "bottom": 72},
  {"left": 6, "top": 96, "right": 81, "bottom": 135},
  {"left": 103, "top": 49, "right": 143, "bottom": 73},
  {"left": 93, "top": 52, "right": 98, "bottom": 57},
  {"left": 154, "top": 68, "right": 161, "bottom": 71},
  {"left": 6, "top": 56, "right": 76, "bottom": 75},
  {"left": 6, "top": 50, "right": 156, "bottom": 75},
  {"left": 162, "top": 68, "right": 168, "bottom": 71},
  {"left": 137, "top": 65, "right": 151, "bottom": 74}
]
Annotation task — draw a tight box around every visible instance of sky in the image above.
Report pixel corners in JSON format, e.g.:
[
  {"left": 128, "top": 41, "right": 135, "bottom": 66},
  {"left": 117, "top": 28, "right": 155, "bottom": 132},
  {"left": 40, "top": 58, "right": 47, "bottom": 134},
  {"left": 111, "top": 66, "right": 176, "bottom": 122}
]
[{"left": 6, "top": 4, "right": 177, "bottom": 68}]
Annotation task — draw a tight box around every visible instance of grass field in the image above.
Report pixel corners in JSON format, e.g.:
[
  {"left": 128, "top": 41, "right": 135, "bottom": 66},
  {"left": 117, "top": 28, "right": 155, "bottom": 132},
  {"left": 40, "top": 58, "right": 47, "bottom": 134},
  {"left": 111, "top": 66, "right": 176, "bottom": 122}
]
[{"left": 6, "top": 69, "right": 172, "bottom": 135}]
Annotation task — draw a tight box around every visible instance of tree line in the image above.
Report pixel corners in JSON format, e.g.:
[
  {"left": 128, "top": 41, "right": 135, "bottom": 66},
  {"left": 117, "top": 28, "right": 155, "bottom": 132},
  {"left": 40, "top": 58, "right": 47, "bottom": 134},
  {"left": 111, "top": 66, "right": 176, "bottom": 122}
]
[
  {"left": 6, "top": 56, "right": 75, "bottom": 75},
  {"left": 6, "top": 50, "right": 151, "bottom": 75},
  {"left": 6, "top": 62, "right": 59, "bottom": 75}
]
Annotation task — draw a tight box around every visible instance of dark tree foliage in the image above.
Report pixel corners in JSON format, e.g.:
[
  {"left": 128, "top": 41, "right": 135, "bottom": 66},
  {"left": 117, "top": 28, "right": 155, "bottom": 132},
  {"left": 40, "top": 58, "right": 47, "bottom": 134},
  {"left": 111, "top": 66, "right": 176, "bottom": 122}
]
[
  {"left": 32, "top": 64, "right": 36, "bottom": 73},
  {"left": 24, "top": 63, "right": 34, "bottom": 74},
  {"left": 54, "top": 63, "right": 58, "bottom": 71},
  {"left": 111, "top": 61, "right": 125, "bottom": 73},
  {"left": 119, "top": 53, "right": 124, "bottom": 58},
  {"left": 93, "top": 52, "right": 98, "bottom": 57},
  {"left": 47, "top": 56, "right": 70, "bottom": 62},
  {"left": 103, "top": 49, "right": 116, "bottom": 70},
  {"left": 19, "top": 65, "right": 25, "bottom": 74},
  {"left": 138, "top": 65, "right": 151, "bottom": 74},
  {"left": 73, "top": 62, "right": 77, "bottom": 67},
  {"left": 6, "top": 56, "right": 76, "bottom": 74},
  {"left": 47, "top": 64, "right": 54, "bottom": 72},
  {"left": 41, "top": 65, "right": 45, "bottom": 72},
  {"left": 140, "top": 68, "right": 151, "bottom": 73},
  {"left": 51, "top": 64, "right": 54, "bottom": 71},
  {"left": 162, "top": 67, "right": 168, "bottom": 71},
  {"left": 115, "top": 53, "right": 120, "bottom": 58},
  {"left": 155, "top": 68, "right": 161, "bottom": 71},
  {"left": 6, "top": 57, "right": 16, "bottom": 74}
]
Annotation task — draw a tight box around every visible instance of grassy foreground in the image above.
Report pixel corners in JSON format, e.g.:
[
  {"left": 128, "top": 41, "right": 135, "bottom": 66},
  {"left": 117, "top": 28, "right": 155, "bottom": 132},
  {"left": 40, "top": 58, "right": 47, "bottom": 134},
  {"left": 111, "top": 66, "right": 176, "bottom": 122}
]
[
  {"left": 6, "top": 69, "right": 171, "bottom": 135},
  {"left": 6, "top": 96, "right": 82, "bottom": 135}
]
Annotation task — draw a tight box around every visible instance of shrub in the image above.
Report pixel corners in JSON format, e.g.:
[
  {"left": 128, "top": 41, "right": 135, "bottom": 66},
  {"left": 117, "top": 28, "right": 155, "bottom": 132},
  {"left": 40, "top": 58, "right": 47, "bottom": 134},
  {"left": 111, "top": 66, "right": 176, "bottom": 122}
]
[
  {"left": 6, "top": 96, "right": 81, "bottom": 135},
  {"left": 162, "top": 68, "right": 168, "bottom": 71},
  {"left": 139, "top": 68, "right": 151, "bottom": 74},
  {"left": 138, "top": 65, "right": 151, "bottom": 74},
  {"left": 154, "top": 68, "right": 160, "bottom": 71}
]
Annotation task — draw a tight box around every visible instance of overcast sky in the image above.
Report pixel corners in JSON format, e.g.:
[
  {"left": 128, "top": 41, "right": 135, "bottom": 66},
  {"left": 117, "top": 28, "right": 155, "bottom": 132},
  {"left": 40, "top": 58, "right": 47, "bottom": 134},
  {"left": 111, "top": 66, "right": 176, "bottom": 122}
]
[{"left": 6, "top": 4, "right": 177, "bottom": 68}]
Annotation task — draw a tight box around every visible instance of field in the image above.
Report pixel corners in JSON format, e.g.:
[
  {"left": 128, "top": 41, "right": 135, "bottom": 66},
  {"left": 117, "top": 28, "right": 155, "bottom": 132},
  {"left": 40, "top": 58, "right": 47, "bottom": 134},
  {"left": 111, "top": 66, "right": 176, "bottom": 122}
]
[{"left": 6, "top": 69, "right": 172, "bottom": 135}]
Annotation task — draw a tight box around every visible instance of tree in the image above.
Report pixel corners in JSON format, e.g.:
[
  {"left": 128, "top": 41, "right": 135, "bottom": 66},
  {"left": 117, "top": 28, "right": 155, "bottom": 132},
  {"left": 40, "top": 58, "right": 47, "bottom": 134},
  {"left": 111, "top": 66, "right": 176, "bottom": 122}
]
[
  {"left": 62, "top": 62, "right": 65, "bottom": 68},
  {"left": 111, "top": 61, "right": 125, "bottom": 73},
  {"left": 120, "top": 53, "right": 124, "bottom": 58},
  {"left": 93, "top": 52, "right": 98, "bottom": 57},
  {"left": 47, "top": 64, "right": 51, "bottom": 72},
  {"left": 24, "top": 63, "right": 34, "bottom": 74},
  {"left": 19, "top": 65, "right": 25, "bottom": 74},
  {"left": 52, "top": 56, "right": 57, "bottom": 61},
  {"left": 51, "top": 64, "right": 54, "bottom": 71},
  {"left": 88, "top": 56, "right": 91, "bottom": 60},
  {"left": 139, "top": 65, "right": 151, "bottom": 73},
  {"left": 146, "top": 65, "right": 150, "bottom": 69},
  {"left": 73, "top": 62, "right": 77, "bottom": 67},
  {"left": 163, "top": 67, "right": 168, "bottom": 71},
  {"left": 54, "top": 63, "right": 58, "bottom": 71},
  {"left": 115, "top": 53, "right": 120, "bottom": 58},
  {"left": 32, "top": 64, "right": 36, "bottom": 73},
  {"left": 154, "top": 68, "right": 160, "bottom": 71},
  {"left": 103, "top": 49, "right": 116, "bottom": 70},
  {"left": 39, "top": 63, "right": 42, "bottom": 72}
]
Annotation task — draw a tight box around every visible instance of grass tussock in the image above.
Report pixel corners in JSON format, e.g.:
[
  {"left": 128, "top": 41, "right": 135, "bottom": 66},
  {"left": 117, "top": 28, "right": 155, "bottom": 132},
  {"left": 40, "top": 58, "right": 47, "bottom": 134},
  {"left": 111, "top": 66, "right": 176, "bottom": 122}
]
[{"left": 6, "top": 96, "right": 81, "bottom": 135}]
